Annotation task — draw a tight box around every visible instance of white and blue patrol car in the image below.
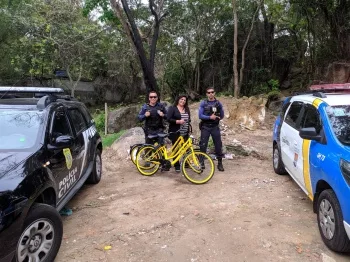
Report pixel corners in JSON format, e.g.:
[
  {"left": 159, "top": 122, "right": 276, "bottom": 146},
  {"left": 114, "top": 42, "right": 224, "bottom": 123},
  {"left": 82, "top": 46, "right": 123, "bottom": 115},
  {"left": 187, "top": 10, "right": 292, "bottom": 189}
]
[{"left": 272, "top": 84, "right": 350, "bottom": 252}]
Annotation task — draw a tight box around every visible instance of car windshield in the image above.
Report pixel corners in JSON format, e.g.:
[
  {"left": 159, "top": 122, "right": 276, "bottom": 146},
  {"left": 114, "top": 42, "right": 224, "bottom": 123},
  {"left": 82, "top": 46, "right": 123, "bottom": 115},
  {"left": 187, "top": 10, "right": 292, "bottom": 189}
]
[
  {"left": 0, "top": 110, "right": 44, "bottom": 150},
  {"left": 326, "top": 105, "right": 350, "bottom": 146}
]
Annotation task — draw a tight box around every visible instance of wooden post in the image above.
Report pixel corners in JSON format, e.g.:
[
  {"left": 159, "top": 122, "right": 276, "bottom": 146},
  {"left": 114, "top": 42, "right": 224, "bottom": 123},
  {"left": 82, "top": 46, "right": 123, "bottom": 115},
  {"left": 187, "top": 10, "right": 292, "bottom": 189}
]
[{"left": 104, "top": 102, "right": 108, "bottom": 136}]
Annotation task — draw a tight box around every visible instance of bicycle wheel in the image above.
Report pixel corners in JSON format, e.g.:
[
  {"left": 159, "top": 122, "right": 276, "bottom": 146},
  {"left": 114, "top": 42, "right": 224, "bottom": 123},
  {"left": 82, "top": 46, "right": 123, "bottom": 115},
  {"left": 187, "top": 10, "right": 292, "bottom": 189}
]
[
  {"left": 136, "top": 145, "right": 161, "bottom": 176},
  {"left": 182, "top": 151, "right": 215, "bottom": 184},
  {"left": 130, "top": 144, "right": 142, "bottom": 165}
]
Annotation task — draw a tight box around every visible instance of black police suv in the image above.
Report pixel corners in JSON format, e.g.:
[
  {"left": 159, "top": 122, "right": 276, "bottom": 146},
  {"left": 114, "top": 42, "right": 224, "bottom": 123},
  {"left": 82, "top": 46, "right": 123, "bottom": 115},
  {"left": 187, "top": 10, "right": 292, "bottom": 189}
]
[{"left": 0, "top": 87, "right": 103, "bottom": 262}]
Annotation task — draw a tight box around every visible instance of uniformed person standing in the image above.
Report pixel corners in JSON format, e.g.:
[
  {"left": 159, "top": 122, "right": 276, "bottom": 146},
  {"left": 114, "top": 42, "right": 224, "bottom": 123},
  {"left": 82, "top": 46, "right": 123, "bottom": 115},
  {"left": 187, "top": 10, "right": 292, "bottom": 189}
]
[
  {"left": 198, "top": 87, "right": 225, "bottom": 171},
  {"left": 138, "top": 90, "right": 167, "bottom": 144}
]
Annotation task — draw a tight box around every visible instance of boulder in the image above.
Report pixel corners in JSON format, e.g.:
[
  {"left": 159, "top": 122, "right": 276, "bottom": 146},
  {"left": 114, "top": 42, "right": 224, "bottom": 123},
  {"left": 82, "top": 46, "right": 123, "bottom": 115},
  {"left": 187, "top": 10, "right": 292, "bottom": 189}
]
[
  {"left": 107, "top": 101, "right": 171, "bottom": 134},
  {"left": 227, "top": 96, "right": 267, "bottom": 129},
  {"left": 111, "top": 127, "right": 145, "bottom": 159},
  {"left": 267, "top": 99, "right": 284, "bottom": 112},
  {"left": 107, "top": 105, "right": 140, "bottom": 133},
  {"left": 325, "top": 62, "right": 350, "bottom": 83},
  {"left": 226, "top": 139, "right": 263, "bottom": 159}
]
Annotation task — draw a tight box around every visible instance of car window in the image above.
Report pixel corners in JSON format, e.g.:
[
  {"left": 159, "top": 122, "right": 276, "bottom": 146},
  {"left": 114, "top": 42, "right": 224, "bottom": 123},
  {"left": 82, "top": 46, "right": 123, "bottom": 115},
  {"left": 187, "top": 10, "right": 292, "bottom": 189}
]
[
  {"left": 51, "top": 110, "right": 72, "bottom": 142},
  {"left": 326, "top": 105, "right": 350, "bottom": 145},
  {"left": 300, "top": 106, "right": 322, "bottom": 134},
  {"left": 284, "top": 101, "right": 303, "bottom": 128},
  {"left": 80, "top": 106, "right": 93, "bottom": 124},
  {"left": 281, "top": 101, "right": 291, "bottom": 120},
  {"left": 69, "top": 109, "right": 87, "bottom": 134},
  {"left": 0, "top": 110, "right": 44, "bottom": 150}
]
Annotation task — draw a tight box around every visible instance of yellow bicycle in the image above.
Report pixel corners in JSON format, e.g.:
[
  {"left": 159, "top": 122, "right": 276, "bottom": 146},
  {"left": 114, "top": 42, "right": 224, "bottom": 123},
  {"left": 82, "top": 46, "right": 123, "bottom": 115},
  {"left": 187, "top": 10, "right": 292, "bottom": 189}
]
[{"left": 135, "top": 132, "right": 215, "bottom": 184}]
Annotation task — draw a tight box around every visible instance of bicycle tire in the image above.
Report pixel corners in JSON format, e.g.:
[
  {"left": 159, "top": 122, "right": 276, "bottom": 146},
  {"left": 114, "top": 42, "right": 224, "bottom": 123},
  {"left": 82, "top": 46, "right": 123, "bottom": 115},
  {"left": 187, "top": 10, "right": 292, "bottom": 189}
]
[
  {"left": 130, "top": 144, "right": 142, "bottom": 165},
  {"left": 182, "top": 151, "right": 215, "bottom": 184},
  {"left": 136, "top": 145, "right": 161, "bottom": 176}
]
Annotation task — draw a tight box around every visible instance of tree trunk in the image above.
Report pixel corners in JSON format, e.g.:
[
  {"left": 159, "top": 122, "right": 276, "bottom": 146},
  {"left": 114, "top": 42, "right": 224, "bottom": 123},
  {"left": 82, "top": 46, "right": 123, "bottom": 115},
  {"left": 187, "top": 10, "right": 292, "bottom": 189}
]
[
  {"left": 239, "top": 4, "right": 259, "bottom": 90},
  {"left": 260, "top": 0, "right": 274, "bottom": 69},
  {"left": 120, "top": 0, "right": 158, "bottom": 94},
  {"left": 232, "top": 0, "right": 239, "bottom": 98}
]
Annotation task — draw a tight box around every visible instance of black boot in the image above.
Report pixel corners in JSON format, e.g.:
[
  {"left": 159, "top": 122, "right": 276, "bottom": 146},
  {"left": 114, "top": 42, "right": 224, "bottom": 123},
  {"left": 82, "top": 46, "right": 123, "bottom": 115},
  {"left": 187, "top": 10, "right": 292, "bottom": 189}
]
[{"left": 217, "top": 158, "right": 224, "bottom": 172}]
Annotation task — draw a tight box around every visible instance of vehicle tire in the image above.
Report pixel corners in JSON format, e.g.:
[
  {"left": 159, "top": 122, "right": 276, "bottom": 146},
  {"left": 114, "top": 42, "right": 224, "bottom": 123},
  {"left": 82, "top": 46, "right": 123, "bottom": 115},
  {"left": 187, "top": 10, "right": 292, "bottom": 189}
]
[
  {"left": 16, "top": 203, "right": 63, "bottom": 262},
  {"left": 273, "top": 143, "right": 286, "bottom": 175},
  {"left": 87, "top": 149, "right": 102, "bottom": 184},
  {"left": 317, "top": 189, "right": 350, "bottom": 252},
  {"left": 182, "top": 151, "right": 215, "bottom": 184}
]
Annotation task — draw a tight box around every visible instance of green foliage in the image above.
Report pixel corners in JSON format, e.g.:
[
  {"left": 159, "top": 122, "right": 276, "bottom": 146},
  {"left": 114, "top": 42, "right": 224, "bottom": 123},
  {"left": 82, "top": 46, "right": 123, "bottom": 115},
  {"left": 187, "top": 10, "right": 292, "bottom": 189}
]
[
  {"left": 268, "top": 79, "right": 280, "bottom": 91},
  {"left": 93, "top": 112, "right": 106, "bottom": 134},
  {"left": 251, "top": 79, "right": 280, "bottom": 95},
  {"left": 216, "top": 91, "right": 232, "bottom": 97},
  {"left": 102, "top": 130, "right": 125, "bottom": 147},
  {"left": 1, "top": 0, "right": 350, "bottom": 101}
]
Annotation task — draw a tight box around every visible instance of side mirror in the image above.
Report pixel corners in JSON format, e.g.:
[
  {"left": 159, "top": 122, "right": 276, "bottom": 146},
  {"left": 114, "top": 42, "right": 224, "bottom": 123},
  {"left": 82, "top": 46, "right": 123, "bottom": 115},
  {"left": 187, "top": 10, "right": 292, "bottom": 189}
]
[
  {"left": 48, "top": 135, "right": 74, "bottom": 150},
  {"left": 299, "top": 127, "right": 322, "bottom": 142}
]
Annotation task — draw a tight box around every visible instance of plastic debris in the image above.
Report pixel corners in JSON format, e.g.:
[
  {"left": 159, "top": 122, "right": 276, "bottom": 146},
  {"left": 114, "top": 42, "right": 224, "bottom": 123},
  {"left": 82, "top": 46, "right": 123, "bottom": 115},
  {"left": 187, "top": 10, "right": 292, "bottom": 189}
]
[
  {"left": 59, "top": 207, "right": 73, "bottom": 216},
  {"left": 104, "top": 245, "right": 112, "bottom": 250}
]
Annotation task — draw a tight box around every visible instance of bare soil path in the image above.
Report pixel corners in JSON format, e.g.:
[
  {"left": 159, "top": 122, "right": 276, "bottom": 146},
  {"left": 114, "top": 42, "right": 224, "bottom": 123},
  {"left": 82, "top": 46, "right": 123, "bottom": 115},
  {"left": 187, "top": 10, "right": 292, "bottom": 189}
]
[{"left": 55, "top": 129, "right": 349, "bottom": 262}]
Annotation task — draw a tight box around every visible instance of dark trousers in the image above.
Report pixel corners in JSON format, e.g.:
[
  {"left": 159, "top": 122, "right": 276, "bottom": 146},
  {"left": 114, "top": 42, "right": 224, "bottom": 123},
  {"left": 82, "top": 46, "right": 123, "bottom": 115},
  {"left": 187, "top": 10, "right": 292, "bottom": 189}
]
[
  {"left": 200, "top": 125, "right": 223, "bottom": 158},
  {"left": 169, "top": 133, "right": 189, "bottom": 168}
]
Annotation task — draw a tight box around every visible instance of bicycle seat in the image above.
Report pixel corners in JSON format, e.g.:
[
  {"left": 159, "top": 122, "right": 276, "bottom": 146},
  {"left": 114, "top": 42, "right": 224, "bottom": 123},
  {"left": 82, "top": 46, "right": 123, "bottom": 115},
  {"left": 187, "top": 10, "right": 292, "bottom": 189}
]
[
  {"left": 147, "top": 134, "right": 158, "bottom": 139},
  {"left": 158, "top": 133, "right": 167, "bottom": 138}
]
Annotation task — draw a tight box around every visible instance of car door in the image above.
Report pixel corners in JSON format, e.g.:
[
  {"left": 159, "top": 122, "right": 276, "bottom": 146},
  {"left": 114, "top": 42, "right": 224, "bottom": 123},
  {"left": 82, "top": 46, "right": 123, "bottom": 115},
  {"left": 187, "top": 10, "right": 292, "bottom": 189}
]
[
  {"left": 48, "top": 107, "right": 80, "bottom": 202},
  {"left": 280, "top": 101, "right": 304, "bottom": 186},
  {"left": 67, "top": 108, "right": 89, "bottom": 182},
  {"left": 297, "top": 104, "right": 324, "bottom": 198}
]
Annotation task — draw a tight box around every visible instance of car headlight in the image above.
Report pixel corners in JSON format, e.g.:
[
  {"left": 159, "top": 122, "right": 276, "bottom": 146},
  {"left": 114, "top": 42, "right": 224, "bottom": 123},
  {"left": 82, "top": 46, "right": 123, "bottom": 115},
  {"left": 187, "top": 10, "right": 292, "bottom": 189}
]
[{"left": 340, "top": 159, "right": 350, "bottom": 185}]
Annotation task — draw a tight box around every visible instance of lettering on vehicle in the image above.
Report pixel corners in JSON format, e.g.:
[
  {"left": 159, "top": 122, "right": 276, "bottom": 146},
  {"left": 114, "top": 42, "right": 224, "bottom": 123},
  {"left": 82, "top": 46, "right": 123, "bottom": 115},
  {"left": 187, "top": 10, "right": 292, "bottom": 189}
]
[
  {"left": 317, "top": 153, "right": 326, "bottom": 161},
  {"left": 58, "top": 167, "right": 78, "bottom": 198},
  {"left": 282, "top": 137, "right": 289, "bottom": 146},
  {"left": 85, "top": 125, "right": 97, "bottom": 139}
]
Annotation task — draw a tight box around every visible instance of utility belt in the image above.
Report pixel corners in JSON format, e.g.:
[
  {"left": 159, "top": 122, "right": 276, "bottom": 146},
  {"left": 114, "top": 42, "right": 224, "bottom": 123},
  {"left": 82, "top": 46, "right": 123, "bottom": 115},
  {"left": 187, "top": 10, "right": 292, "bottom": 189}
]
[
  {"left": 145, "top": 126, "right": 164, "bottom": 135},
  {"left": 199, "top": 121, "right": 219, "bottom": 129}
]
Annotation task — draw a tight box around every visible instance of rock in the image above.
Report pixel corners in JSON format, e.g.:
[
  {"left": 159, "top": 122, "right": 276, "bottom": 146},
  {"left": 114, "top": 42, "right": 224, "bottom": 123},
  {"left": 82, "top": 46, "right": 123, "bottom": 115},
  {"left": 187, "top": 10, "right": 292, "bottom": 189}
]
[
  {"left": 107, "top": 101, "right": 170, "bottom": 134},
  {"left": 267, "top": 99, "right": 284, "bottom": 112},
  {"left": 111, "top": 127, "right": 145, "bottom": 159},
  {"left": 107, "top": 105, "right": 140, "bottom": 133},
  {"left": 321, "top": 253, "right": 336, "bottom": 262},
  {"left": 225, "top": 139, "right": 262, "bottom": 158},
  {"left": 281, "top": 80, "right": 291, "bottom": 89},
  {"left": 325, "top": 62, "right": 350, "bottom": 83}
]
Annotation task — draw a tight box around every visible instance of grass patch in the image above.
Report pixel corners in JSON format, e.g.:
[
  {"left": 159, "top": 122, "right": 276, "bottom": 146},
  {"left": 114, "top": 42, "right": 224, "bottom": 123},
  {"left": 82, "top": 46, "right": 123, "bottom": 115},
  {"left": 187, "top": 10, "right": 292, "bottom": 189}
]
[{"left": 102, "top": 130, "right": 125, "bottom": 147}]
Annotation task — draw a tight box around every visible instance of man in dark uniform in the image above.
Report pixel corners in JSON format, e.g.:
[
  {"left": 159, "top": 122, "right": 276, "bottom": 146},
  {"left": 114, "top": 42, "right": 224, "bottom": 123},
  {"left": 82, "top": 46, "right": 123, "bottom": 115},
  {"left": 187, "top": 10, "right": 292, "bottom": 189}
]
[
  {"left": 198, "top": 87, "right": 225, "bottom": 171},
  {"left": 138, "top": 90, "right": 167, "bottom": 145}
]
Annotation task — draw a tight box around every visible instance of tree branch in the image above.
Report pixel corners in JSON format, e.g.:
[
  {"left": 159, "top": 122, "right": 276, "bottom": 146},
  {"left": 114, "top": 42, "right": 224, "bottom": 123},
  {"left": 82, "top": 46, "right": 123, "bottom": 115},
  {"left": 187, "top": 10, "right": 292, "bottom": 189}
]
[
  {"left": 239, "top": 3, "right": 260, "bottom": 89},
  {"left": 110, "top": 0, "right": 138, "bottom": 55}
]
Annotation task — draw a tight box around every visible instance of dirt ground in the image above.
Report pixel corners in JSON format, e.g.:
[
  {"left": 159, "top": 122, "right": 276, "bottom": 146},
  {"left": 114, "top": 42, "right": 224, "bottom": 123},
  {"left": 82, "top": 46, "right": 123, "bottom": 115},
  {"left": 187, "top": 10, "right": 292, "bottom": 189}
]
[{"left": 55, "top": 121, "right": 350, "bottom": 262}]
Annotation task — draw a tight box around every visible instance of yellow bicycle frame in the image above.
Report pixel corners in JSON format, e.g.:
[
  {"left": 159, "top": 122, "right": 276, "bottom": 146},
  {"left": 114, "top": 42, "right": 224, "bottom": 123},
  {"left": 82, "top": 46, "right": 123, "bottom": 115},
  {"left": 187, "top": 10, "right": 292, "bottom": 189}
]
[{"left": 151, "top": 136, "right": 198, "bottom": 166}]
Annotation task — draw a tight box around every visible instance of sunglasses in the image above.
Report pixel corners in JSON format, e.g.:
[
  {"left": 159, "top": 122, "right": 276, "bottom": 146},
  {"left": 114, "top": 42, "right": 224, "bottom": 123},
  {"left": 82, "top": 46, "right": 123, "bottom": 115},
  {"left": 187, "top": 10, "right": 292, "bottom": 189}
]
[
  {"left": 149, "top": 96, "right": 158, "bottom": 99},
  {"left": 207, "top": 91, "right": 215, "bottom": 94}
]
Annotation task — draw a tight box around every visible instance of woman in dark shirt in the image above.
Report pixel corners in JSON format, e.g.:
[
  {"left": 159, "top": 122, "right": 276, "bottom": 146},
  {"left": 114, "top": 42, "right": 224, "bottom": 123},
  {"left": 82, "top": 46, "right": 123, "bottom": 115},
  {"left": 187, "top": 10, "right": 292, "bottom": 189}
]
[{"left": 167, "top": 95, "right": 191, "bottom": 172}]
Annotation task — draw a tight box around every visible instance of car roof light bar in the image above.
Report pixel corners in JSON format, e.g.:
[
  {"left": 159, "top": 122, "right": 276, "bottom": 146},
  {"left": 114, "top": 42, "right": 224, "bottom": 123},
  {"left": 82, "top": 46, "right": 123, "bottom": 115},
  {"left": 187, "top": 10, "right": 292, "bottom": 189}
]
[
  {"left": 309, "top": 83, "right": 350, "bottom": 92},
  {"left": 0, "top": 87, "right": 64, "bottom": 94}
]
